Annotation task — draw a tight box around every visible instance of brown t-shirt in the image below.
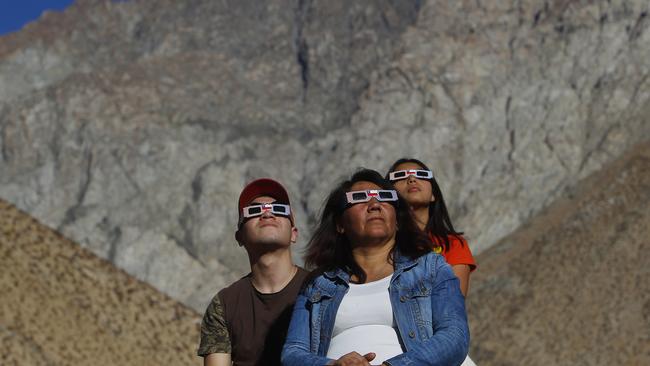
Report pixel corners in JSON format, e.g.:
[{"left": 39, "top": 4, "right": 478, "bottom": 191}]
[{"left": 198, "top": 267, "right": 309, "bottom": 366}]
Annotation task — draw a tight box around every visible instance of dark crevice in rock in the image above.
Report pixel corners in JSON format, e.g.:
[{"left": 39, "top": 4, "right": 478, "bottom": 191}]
[
  {"left": 387, "top": 66, "right": 414, "bottom": 90},
  {"left": 508, "top": 36, "right": 517, "bottom": 59},
  {"left": 49, "top": 99, "right": 65, "bottom": 174},
  {"left": 593, "top": 75, "right": 603, "bottom": 89},
  {"left": 505, "top": 96, "right": 515, "bottom": 163},
  {"left": 0, "top": 102, "right": 10, "bottom": 164},
  {"left": 439, "top": 80, "right": 467, "bottom": 130},
  {"left": 579, "top": 123, "right": 619, "bottom": 172},
  {"left": 294, "top": 0, "right": 312, "bottom": 102},
  {"left": 297, "top": 40, "right": 309, "bottom": 94},
  {"left": 190, "top": 158, "right": 227, "bottom": 202},
  {"left": 0, "top": 121, "right": 8, "bottom": 164},
  {"left": 628, "top": 11, "right": 648, "bottom": 41},
  {"left": 480, "top": 164, "right": 488, "bottom": 178},
  {"left": 176, "top": 156, "right": 230, "bottom": 264},
  {"left": 111, "top": 149, "right": 141, "bottom": 194},
  {"left": 599, "top": 13, "right": 608, "bottom": 25},
  {"left": 544, "top": 134, "right": 569, "bottom": 171},
  {"left": 77, "top": 150, "right": 94, "bottom": 208},
  {"left": 628, "top": 73, "right": 649, "bottom": 106},
  {"left": 300, "top": 150, "right": 318, "bottom": 229},
  {"left": 533, "top": 9, "right": 543, "bottom": 26},
  {"left": 185, "top": 118, "right": 218, "bottom": 132},
  {"left": 532, "top": 2, "right": 550, "bottom": 27},
  {"left": 380, "top": 10, "right": 392, "bottom": 31},
  {"left": 107, "top": 226, "right": 122, "bottom": 263},
  {"left": 98, "top": 216, "right": 122, "bottom": 262},
  {"left": 171, "top": 204, "right": 200, "bottom": 262},
  {"left": 58, "top": 149, "right": 94, "bottom": 230},
  {"left": 190, "top": 174, "right": 203, "bottom": 203}
]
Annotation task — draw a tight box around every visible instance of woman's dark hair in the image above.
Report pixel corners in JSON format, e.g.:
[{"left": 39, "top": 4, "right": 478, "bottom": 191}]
[
  {"left": 304, "top": 169, "right": 429, "bottom": 282},
  {"left": 386, "top": 158, "right": 464, "bottom": 253}
]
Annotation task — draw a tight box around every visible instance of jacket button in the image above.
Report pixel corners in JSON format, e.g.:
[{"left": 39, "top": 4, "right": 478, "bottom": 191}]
[
  {"left": 409, "top": 330, "right": 415, "bottom": 338},
  {"left": 400, "top": 295, "right": 406, "bottom": 302}
]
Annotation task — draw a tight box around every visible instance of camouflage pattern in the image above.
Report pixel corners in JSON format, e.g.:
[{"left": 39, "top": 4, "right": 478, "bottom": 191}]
[{"left": 197, "top": 294, "right": 231, "bottom": 356}]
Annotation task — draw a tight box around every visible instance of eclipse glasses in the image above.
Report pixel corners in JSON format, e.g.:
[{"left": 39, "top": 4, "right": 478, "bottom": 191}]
[
  {"left": 388, "top": 169, "right": 433, "bottom": 181},
  {"left": 345, "top": 189, "right": 398, "bottom": 205},
  {"left": 242, "top": 203, "right": 291, "bottom": 219}
]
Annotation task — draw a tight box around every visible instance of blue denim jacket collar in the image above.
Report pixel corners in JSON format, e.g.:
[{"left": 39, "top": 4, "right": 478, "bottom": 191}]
[
  {"left": 322, "top": 267, "right": 350, "bottom": 283},
  {"left": 392, "top": 248, "right": 419, "bottom": 272}
]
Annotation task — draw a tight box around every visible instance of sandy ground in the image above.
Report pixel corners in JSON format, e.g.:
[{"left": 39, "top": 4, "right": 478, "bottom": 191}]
[{"left": 0, "top": 199, "right": 201, "bottom": 365}]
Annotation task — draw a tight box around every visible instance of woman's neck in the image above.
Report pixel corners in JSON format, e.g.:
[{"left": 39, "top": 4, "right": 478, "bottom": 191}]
[
  {"left": 412, "top": 205, "right": 429, "bottom": 231},
  {"left": 351, "top": 239, "right": 395, "bottom": 283}
]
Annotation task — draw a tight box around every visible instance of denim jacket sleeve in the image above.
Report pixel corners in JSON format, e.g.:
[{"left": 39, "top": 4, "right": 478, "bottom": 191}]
[
  {"left": 385, "top": 256, "right": 470, "bottom": 366},
  {"left": 281, "top": 288, "right": 334, "bottom": 366}
]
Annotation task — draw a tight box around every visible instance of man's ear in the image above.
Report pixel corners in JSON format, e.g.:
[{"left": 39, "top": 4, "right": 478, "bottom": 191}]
[
  {"left": 235, "top": 229, "right": 244, "bottom": 247},
  {"left": 290, "top": 226, "right": 298, "bottom": 244}
]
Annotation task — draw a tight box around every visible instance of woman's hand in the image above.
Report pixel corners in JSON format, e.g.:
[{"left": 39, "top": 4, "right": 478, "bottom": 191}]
[{"left": 329, "top": 352, "right": 376, "bottom": 365}]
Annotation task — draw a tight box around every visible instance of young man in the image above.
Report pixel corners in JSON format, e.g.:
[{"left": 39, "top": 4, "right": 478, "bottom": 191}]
[{"left": 198, "top": 178, "right": 308, "bottom": 366}]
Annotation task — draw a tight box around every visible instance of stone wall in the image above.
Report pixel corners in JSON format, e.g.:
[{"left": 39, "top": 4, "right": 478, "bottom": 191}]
[{"left": 0, "top": 0, "right": 648, "bottom": 311}]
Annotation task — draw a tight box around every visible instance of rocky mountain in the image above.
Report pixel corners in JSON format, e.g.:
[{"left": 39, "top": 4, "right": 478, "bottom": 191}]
[
  {"left": 0, "top": 198, "right": 200, "bottom": 365},
  {"left": 467, "top": 140, "right": 650, "bottom": 365},
  {"left": 0, "top": 0, "right": 648, "bottom": 314},
  {"left": 1, "top": 139, "right": 647, "bottom": 365}
]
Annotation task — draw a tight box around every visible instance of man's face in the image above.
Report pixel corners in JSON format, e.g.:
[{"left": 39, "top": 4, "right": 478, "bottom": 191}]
[{"left": 237, "top": 195, "right": 297, "bottom": 249}]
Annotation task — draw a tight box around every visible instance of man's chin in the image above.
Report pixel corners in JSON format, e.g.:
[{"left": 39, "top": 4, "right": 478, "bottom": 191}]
[{"left": 248, "top": 239, "right": 291, "bottom": 251}]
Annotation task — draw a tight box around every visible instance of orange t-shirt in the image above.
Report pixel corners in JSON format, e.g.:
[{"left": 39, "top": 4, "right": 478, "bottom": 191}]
[{"left": 429, "top": 234, "right": 477, "bottom": 272}]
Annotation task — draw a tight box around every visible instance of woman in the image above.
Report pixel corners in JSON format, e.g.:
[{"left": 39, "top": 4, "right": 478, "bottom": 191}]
[
  {"left": 282, "top": 169, "right": 469, "bottom": 366},
  {"left": 386, "top": 158, "right": 476, "bottom": 296}
]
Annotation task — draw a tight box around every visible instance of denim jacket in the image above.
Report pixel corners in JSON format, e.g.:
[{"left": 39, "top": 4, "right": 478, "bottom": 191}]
[{"left": 281, "top": 250, "right": 469, "bottom": 366}]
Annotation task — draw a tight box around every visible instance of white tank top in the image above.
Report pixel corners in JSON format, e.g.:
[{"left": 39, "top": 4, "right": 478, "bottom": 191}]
[{"left": 326, "top": 275, "right": 403, "bottom": 363}]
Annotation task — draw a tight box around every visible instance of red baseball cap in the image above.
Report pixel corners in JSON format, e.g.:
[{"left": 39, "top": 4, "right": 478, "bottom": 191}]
[{"left": 237, "top": 178, "right": 292, "bottom": 225}]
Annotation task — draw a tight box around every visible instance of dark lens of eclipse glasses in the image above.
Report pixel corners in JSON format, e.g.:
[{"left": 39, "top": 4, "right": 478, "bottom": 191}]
[
  {"left": 378, "top": 191, "right": 394, "bottom": 199},
  {"left": 351, "top": 192, "right": 368, "bottom": 201}
]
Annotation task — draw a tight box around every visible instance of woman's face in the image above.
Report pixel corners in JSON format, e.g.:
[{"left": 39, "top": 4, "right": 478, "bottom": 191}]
[
  {"left": 392, "top": 162, "right": 433, "bottom": 208},
  {"left": 339, "top": 181, "right": 397, "bottom": 246}
]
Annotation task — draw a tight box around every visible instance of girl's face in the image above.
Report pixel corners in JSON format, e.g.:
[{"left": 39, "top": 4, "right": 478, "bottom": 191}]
[
  {"left": 392, "top": 162, "right": 434, "bottom": 208},
  {"left": 339, "top": 181, "right": 397, "bottom": 246}
]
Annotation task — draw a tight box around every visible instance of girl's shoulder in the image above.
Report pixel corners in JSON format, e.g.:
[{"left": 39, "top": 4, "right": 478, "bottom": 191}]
[{"left": 428, "top": 234, "right": 467, "bottom": 250}]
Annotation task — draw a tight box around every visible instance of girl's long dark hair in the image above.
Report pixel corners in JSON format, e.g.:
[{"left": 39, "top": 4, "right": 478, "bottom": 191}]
[
  {"left": 304, "top": 169, "right": 429, "bottom": 283},
  {"left": 386, "top": 158, "right": 464, "bottom": 253}
]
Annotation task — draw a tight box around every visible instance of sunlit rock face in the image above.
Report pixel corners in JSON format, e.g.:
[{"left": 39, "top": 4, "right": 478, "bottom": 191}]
[{"left": 0, "top": 0, "right": 648, "bottom": 311}]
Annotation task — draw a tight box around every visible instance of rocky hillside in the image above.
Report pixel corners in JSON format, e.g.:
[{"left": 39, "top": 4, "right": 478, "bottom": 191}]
[
  {"left": 0, "top": 198, "right": 200, "bottom": 365},
  {"left": 467, "top": 141, "right": 650, "bottom": 365},
  {"left": 0, "top": 0, "right": 648, "bottom": 312}
]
